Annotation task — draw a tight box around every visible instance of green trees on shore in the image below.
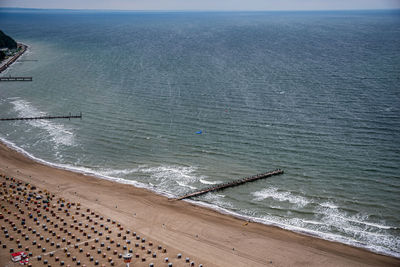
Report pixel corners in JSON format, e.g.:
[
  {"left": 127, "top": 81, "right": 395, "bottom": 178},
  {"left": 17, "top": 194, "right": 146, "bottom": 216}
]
[
  {"left": 0, "top": 30, "right": 18, "bottom": 61},
  {"left": 0, "top": 30, "right": 17, "bottom": 49}
]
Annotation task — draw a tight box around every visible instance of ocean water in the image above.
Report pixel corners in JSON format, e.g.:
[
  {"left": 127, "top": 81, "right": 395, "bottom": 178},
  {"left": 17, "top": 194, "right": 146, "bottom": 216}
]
[{"left": 0, "top": 9, "right": 399, "bottom": 257}]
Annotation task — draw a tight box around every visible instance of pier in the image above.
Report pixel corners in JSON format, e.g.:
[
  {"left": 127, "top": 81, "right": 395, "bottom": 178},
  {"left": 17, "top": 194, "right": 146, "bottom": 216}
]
[
  {"left": 0, "top": 76, "right": 32, "bottom": 81},
  {"left": 175, "top": 169, "right": 284, "bottom": 200},
  {"left": 0, "top": 113, "right": 82, "bottom": 121}
]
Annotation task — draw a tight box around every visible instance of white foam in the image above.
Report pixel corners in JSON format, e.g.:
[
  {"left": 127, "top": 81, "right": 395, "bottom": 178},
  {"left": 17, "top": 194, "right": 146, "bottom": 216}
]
[
  {"left": 139, "top": 165, "right": 203, "bottom": 193},
  {"left": 252, "top": 187, "right": 310, "bottom": 207},
  {"left": 98, "top": 167, "right": 141, "bottom": 176},
  {"left": 250, "top": 191, "right": 400, "bottom": 256},
  {"left": 140, "top": 165, "right": 196, "bottom": 178},
  {"left": 350, "top": 219, "right": 395, "bottom": 230},
  {"left": 10, "top": 99, "right": 75, "bottom": 147},
  {"left": 337, "top": 215, "right": 394, "bottom": 230},
  {"left": 314, "top": 203, "right": 400, "bottom": 253},
  {"left": 318, "top": 202, "right": 397, "bottom": 230},
  {"left": 187, "top": 198, "right": 368, "bottom": 249},
  {"left": 200, "top": 179, "right": 221, "bottom": 185},
  {"left": 247, "top": 212, "right": 400, "bottom": 258},
  {"left": 176, "top": 181, "right": 197, "bottom": 190},
  {"left": 100, "top": 165, "right": 202, "bottom": 191},
  {"left": 0, "top": 138, "right": 199, "bottom": 199},
  {"left": 302, "top": 219, "right": 325, "bottom": 225},
  {"left": 320, "top": 202, "right": 338, "bottom": 209},
  {"left": 0, "top": 136, "right": 161, "bottom": 194}
]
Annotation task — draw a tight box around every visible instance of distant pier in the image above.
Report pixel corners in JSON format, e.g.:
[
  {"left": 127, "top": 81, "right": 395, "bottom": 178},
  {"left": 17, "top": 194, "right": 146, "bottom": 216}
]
[
  {"left": 175, "top": 169, "right": 284, "bottom": 200},
  {"left": 0, "top": 113, "right": 82, "bottom": 121},
  {"left": 0, "top": 76, "right": 32, "bottom": 81}
]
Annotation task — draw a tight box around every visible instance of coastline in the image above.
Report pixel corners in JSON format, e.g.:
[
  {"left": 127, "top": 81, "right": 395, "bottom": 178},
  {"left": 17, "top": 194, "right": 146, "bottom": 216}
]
[
  {"left": 0, "top": 140, "right": 398, "bottom": 266},
  {"left": 0, "top": 42, "right": 27, "bottom": 74}
]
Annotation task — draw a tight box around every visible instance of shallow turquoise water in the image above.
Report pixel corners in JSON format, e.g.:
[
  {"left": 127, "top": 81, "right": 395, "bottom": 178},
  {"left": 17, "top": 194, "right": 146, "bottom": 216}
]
[{"left": 0, "top": 9, "right": 399, "bottom": 256}]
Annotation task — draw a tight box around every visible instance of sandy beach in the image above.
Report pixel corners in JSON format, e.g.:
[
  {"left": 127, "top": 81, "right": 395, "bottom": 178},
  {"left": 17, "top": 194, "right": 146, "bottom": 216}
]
[{"left": 0, "top": 141, "right": 399, "bottom": 267}]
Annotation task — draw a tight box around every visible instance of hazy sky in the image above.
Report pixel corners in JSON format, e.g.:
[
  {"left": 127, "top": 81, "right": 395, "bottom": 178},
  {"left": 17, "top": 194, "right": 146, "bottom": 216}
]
[{"left": 0, "top": 0, "right": 399, "bottom": 11}]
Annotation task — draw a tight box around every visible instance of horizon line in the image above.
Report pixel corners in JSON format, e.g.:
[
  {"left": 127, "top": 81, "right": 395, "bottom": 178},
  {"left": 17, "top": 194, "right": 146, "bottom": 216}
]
[{"left": 1, "top": 6, "right": 399, "bottom": 13}]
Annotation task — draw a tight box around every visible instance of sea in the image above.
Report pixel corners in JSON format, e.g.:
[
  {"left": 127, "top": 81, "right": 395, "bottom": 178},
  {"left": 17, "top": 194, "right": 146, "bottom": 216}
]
[{"left": 0, "top": 8, "right": 399, "bottom": 257}]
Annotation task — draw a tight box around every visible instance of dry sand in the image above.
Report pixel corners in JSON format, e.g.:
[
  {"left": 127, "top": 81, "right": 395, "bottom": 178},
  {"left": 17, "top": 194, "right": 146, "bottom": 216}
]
[{"left": 0, "top": 141, "right": 399, "bottom": 267}]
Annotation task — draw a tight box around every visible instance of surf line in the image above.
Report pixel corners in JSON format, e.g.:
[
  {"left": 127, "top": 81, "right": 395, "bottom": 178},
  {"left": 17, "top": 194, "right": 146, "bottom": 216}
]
[{"left": 174, "top": 169, "right": 284, "bottom": 200}]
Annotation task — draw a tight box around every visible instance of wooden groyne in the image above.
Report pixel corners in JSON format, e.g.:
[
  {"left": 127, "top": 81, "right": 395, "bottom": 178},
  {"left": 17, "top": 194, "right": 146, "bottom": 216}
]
[
  {"left": 175, "top": 169, "right": 284, "bottom": 200},
  {"left": 0, "top": 113, "right": 82, "bottom": 121},
  {"left": 0, "top": 43, "right": 28, "bottom": 74},
  {"left": 0, "top": 76, "right": 32, "bottom": 81}
]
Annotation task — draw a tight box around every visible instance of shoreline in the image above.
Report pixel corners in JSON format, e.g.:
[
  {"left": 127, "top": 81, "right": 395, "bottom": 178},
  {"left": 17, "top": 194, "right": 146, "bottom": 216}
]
[
  {"left": 0, "top": 139, "right": 399, "bottom": 266},
  {"left": 0, "top": 42, "right": 27, "bottom": 74},
  {"left": 2, "top": 137, "right": 398, "bottom": 259}
]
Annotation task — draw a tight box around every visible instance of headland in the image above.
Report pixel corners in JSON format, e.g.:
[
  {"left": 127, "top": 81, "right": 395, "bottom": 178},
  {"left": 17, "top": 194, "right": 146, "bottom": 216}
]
[{"left": 0, "top": 30, "right": 27, "bottom": 74}]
